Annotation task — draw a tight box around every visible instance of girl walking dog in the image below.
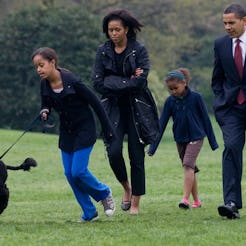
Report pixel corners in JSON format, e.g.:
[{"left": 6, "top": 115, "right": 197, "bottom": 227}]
[{"left": 32, "top": 47, "right": 115, "bottom": 222}]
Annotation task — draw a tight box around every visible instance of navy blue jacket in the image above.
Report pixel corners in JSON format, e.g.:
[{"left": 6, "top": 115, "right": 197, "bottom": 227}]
[
  {"left": 148, "top": 88, "right": 218, "bottom": 155},
  {"left": 40, "top": 69, "right": 114, "bottom": 153},
  {"left": 212, "top": 34, "right": 246, "bottom": 122}
]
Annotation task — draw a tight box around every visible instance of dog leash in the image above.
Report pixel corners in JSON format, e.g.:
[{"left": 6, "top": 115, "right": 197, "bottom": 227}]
[{"left": 0, "top": 114, "right": 55, "bottom": 160}]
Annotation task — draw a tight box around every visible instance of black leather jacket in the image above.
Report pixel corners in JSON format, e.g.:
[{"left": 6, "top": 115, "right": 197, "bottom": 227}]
[{"left": 92, "top": 39, "right": 159, "bottom": 145}]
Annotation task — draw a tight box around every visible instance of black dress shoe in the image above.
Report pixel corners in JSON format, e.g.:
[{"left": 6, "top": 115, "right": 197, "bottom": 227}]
[{"left": 218, "top": 202, "right": 240, "bottom": 219}]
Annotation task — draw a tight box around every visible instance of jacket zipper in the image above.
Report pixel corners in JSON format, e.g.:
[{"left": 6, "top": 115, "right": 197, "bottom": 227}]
[
  {"left": 101, "top": 98, "right": 109, "bottom": 103},
  {"left": 124, "top": 50, "right": 145, "bottom": 144},
  {"left": 130, "top": 99, "right": 145, "bottom": 145},
  {"left": 135, "top": 98, "right": 151, "bottom": 107},
  {"left": 122, "top": 50, "right": 136, "bottom": 76}
]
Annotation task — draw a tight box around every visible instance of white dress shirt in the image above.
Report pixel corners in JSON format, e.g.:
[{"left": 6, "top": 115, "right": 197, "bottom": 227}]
[{"left": 233, "top": 30, "right": 246, "bottom": 64}]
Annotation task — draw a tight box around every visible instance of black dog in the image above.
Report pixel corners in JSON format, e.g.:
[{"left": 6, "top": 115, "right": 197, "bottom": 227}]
[
  {"left": 0, "top": 158, "right": 37, "bottom": 214},
  {"left": 0, "top": 161, "right": 9, "bottom": 214}
]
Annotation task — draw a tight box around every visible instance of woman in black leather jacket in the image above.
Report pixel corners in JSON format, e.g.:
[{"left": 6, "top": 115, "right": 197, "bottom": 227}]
[{"left": 92, "top": 9, "right": 159, "bottom": 215}]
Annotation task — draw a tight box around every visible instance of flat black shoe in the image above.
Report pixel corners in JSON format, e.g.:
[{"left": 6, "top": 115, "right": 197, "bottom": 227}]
[
  {"left": 121, "top": 201, "right": 131, "bottom": 211},
  {"left": 218, "top": 202, "right": 240, "bottom": 219}
]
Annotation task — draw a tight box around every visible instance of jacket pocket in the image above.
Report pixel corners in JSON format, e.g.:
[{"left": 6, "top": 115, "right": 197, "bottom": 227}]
[{"left": 133, "top": 95, "right": 159, "bottom": 145}]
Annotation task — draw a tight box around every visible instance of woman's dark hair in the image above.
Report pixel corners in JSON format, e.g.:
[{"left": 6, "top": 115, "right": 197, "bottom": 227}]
[
  {"left": 102, "top": 9, "right": 143, "bottom": 40},
  {"left": 224, "top": 3, "right": 246, "bottom": 19},
  {"left": 31, "top": 47, "right": 58, "bottom": 68}
]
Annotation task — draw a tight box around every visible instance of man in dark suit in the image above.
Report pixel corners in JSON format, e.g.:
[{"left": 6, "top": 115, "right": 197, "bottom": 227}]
[{"left": 212, "top": 3, "right": 246, "bottom": 219}]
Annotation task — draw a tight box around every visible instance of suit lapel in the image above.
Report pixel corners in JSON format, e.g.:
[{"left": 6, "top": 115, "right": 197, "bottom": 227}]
[{"left": 225, "top": 37, "right": 235, "bottom": 69}]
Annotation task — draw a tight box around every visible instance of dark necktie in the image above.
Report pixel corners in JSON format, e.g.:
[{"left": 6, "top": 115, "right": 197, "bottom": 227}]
[{"left": 235, "top": 39, "right": 245, "bottom": 104}]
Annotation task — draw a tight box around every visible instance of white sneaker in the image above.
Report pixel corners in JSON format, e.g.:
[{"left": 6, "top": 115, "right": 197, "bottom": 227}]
[{"left": 101, "top": 191, "right": 115, "bottom": 216}]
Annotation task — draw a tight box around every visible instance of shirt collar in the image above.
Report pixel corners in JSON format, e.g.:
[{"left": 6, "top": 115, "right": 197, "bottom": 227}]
[{"left": 233, "top": 30, "right": 246, "bottom": 44}]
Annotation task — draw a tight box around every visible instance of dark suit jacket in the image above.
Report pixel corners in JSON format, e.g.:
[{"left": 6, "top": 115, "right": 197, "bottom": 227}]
[{"left": 211, "top": 34, "right": 246, "bottom": 121}]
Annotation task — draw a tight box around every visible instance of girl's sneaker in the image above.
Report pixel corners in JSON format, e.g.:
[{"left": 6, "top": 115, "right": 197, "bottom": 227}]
[
  {"left": 101, "top": 191, "right": 115, "bottom": 216},
  {"left": 191, "top": 200, "right": 202, "bottom": 208},
  {"left": 178, "top": 198, "right": 190, "bottom": 209},
  {"left": 79, "top": 211, "right": 99, "bottom": 222}
]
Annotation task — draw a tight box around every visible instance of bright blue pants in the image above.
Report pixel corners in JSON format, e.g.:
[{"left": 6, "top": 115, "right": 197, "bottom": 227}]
[{"left": 61, "top": 146, "right": 110, "bottom": 220}]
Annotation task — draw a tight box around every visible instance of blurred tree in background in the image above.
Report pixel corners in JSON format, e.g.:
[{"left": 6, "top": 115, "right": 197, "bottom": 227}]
[
  {"left": 0, "top": 4, "right": 103, "bottom": 131},
  {"left": 0, "top": 0, "right": 241, "bottom": 131}
]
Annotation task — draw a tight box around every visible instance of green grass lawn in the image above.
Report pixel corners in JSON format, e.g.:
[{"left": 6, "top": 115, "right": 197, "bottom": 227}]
[{"left": 0, "top": 119, "right": 246, "bottom": 246}]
